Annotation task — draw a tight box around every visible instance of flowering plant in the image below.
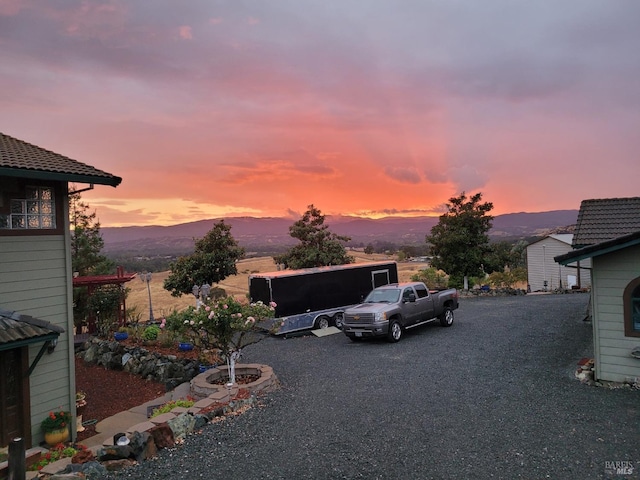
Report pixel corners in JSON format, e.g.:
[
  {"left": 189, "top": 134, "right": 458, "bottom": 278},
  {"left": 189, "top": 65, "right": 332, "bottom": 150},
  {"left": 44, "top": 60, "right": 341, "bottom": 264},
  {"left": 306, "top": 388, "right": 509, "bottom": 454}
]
[
  {"left": 166, "top": 296, "right": 281, "bottom": 382},
  {"left": 40, "top": 410, "right": 72, "bottom": 433},
  {"left": 30, "top": 443, "right": 87, "bottom": 471}
]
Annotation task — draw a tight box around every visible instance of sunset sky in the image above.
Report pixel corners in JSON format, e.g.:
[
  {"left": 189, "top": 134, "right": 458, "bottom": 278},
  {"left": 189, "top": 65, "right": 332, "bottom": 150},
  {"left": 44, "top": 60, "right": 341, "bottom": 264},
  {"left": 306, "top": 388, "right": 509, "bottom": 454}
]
[{"left": 1, "top": 1, "right": 639, "bottom": 227}]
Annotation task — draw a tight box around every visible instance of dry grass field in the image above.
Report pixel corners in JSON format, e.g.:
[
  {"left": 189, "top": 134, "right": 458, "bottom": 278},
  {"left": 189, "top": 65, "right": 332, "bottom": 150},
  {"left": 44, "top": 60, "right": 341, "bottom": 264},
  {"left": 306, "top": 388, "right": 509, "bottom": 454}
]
[{"left": 125, "top": 252, "right": 426, "bottom": 320}]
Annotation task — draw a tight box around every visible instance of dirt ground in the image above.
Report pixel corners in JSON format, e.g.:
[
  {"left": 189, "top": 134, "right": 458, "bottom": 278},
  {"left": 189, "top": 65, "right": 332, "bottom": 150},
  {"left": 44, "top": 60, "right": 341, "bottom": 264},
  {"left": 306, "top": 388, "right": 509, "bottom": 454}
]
[{"left": 125, "top": 252, "right": 421, "bottom": 319}]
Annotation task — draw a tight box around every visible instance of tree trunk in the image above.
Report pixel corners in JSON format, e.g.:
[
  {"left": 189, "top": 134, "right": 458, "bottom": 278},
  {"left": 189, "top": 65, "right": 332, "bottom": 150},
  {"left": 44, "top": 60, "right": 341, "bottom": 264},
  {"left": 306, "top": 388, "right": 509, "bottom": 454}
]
[
  {"left": 463, "top": 275, "right": 469, "bottom": 291},
  {"left": 228, "top": 350, "right": 241, "bottom": 384}
]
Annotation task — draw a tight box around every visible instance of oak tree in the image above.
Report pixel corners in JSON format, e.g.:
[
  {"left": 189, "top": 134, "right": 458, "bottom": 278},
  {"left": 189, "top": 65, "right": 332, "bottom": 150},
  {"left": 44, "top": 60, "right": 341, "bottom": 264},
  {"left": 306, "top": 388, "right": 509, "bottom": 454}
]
[
  {"left": 426, "top": 192, "right": 494, "bottom": 290},
  {"left": 163, "top": 220, "right": 245, "bottom": 296},
  {"left": 274, "top": 204, "right": 354, "bottom": 269}
]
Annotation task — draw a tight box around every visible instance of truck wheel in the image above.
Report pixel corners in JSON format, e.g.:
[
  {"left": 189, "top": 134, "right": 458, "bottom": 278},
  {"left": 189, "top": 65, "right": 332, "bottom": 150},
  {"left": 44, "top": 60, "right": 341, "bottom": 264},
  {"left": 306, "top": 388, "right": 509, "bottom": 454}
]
[
  {"left": 315, "top": 315, "right": 330, "bottom": 329},
  {"left": 333, "top": 313, "right": 344, "bottom": 329},
  {"left": 387, "top": 320, "right": 402, "bottom": 342},
  {"left": 439, "top": 308, "right": 454, "bottom": 327}
]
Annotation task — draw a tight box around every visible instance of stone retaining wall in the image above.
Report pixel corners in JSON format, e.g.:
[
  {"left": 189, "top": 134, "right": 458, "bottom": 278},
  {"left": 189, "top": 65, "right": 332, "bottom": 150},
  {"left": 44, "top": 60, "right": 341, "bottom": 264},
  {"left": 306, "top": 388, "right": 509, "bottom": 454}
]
[{"left": 76, "top": 337, "right": 201, "bottom": 389}]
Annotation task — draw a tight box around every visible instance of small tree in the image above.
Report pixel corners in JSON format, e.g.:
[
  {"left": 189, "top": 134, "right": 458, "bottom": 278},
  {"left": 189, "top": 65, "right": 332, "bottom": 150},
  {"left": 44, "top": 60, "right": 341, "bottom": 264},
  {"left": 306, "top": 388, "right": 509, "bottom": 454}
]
[
  {"left": 484, "top": 240, "right": 527, "bottom": 274},
  {"left": 70, "top": 192, "right": 116, "bottom": 333},
  {"left": 426, "top": 192, "right": 494, "bottom": 290},
  {"left": 166, "top": 296, "right": 280, "bottom": 383},
  {"left": 70, "top": 192, "right": 114, "bottom": 277},
  {"left": 274, "top": 204, "right": 354, "bottom": 269},
  {"left": 87, "top": 284, "right": 127, "bottom": 337},
  {"left": 164, "top": 220, "right": 245, "bottom": 297}
]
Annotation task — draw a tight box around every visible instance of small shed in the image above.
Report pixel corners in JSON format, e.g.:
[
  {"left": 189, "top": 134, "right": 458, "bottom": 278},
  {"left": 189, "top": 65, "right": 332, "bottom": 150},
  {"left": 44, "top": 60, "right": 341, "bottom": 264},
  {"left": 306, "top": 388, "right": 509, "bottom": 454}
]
[
  {"left": 555, "top": 197, "right": 640, "bottom": 383},
  {"left": 526, "top": 234, "right": 591, "bottom": 292}
]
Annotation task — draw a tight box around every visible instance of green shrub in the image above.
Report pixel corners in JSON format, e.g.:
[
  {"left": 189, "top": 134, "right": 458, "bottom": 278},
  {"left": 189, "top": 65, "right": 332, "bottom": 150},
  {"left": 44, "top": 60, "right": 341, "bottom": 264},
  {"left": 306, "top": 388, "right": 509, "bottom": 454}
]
[
  {"left": 151, "top": 398, "right": 195, "bottom": 417},
  {"left": 487, "top": 267, "right": 527, "bottom": 288},
  {"left": 142, "top": 325, "right": 161, "bottom": 341},
  {"left": 448, "top": 273, "right": 475, "bottom": 290},
  {"left": 410, "top": 267, "right": 448, "bottom": 289}
]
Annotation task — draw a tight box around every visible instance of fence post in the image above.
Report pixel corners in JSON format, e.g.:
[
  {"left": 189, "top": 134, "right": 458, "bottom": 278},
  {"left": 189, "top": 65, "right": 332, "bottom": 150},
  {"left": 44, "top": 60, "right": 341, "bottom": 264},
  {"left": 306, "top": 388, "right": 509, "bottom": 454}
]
[{"left": 8, "top": 437, "right": 26, "bottom": 480}]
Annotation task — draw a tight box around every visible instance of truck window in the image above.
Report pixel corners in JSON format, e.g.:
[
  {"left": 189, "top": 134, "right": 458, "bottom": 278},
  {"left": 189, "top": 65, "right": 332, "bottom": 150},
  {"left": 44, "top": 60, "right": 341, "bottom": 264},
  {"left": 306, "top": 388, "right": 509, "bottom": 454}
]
[
  {"left": 402, "top": 288, "right": 415, "bottom": 301},
  {"left": 414, "top": 284, "right": 429, "bottom": 298}
]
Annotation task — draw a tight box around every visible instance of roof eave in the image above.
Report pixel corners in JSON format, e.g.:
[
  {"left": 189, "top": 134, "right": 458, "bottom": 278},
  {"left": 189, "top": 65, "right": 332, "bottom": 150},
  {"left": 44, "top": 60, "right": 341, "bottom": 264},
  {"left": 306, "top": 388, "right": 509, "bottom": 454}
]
[
  {"left": 555, "top": 231, "right": 640, "bottom": 265},
  {"left": 0, "top": 332, "right": 60, "bottom": 352},
  {"left": 0, "top": 167, "right": 122, "bottom": 187}
]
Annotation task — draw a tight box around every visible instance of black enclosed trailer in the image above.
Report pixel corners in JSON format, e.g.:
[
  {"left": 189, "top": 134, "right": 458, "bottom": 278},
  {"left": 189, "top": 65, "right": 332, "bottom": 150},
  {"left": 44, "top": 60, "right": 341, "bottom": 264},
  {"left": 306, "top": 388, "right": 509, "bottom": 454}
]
[{"left": 249, "top": 261, "right": 398, "bottom": 334}]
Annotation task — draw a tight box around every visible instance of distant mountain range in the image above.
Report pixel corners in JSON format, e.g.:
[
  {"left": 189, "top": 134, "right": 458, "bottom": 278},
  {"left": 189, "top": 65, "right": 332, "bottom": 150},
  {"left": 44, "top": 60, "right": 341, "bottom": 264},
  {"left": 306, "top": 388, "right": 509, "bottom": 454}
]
[{"left": 101, "top": 210, "right": 579, "bottom": 256}]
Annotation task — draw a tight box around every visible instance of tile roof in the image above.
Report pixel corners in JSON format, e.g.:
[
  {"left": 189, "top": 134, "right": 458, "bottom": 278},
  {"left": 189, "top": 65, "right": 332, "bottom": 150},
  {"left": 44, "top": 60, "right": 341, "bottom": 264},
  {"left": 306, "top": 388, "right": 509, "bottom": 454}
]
[
  {"left": 0, "top": 132, "right": 121, "bottom": 187},
  {"left": 556, "top": 230, "right": 640, "bottom": 265},
  {"left": 572, "top": 197, "right": 640, "bottom": 248},
  {"left": 0, "top": 307, "right": 65, "bottom": 349}
]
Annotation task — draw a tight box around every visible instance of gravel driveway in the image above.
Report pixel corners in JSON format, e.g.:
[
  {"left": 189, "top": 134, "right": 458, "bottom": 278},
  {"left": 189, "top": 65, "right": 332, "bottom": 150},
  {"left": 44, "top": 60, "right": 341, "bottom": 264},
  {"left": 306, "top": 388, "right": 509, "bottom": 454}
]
[{"left": 106, "top": 293, "right": 639, "bottom": 480}]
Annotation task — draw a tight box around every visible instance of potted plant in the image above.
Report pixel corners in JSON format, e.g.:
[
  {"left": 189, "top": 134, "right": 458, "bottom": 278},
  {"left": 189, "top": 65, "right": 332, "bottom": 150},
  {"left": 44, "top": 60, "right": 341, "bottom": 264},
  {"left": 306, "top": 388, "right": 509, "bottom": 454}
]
[
  {"left": 41, "top": 410, "right": 72, "bottom": 446},
  {"left": 76, "top": 392, "right": 87, "bottom": 433},
  {"left": 178, "top": 339, "right": 194, "bottom": 351},
  {"left": 114, "top": 327, "right": 129, "bottom": 341},
  {"left": 198, "top": 349, "right": 220, "bottom": 373}
]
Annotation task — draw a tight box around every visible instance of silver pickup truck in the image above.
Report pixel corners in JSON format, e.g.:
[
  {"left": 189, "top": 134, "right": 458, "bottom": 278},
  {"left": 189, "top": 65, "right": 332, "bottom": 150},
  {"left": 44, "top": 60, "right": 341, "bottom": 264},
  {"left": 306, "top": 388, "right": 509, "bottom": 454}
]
[{"left": 342, "top": 281, "right": 459, "bottom": 342}]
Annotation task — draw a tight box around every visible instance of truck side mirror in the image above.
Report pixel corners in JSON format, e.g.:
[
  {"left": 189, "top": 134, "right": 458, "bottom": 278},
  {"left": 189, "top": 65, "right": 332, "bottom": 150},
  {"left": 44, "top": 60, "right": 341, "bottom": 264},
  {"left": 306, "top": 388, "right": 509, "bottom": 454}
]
[{"left": 404, "top": 293, "right": 416, "bottom": 303}]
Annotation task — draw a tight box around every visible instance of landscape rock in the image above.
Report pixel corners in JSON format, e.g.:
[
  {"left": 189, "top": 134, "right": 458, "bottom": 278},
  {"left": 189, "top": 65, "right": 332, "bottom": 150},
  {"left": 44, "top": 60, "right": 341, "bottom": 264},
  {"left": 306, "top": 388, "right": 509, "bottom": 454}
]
[
  {"left": 83, "top": 344, "right": 99, "bottom": 363},
  {"left": 58, "top": 460, "right": 107, "bottom": 479},
  {"left": 102, "top": 458, "right": 137, "bottom": 471},
  {"left": 128, "top": 431, "right": 158, "bottom": 462},
  {"left": 71, "top": 449, "right": 95, "bottom": 464},
  {"left": 149, "top": 424, "right": 174, "bottom": 449},
  {"left": 96, "top": 445, "right": 132, "bottom": 461},
  {"left": 167, "top": 413, "right": 196, "bottom": 441},
  {"left": 193, "top": 414, "right": 209, "bottom": 429}
]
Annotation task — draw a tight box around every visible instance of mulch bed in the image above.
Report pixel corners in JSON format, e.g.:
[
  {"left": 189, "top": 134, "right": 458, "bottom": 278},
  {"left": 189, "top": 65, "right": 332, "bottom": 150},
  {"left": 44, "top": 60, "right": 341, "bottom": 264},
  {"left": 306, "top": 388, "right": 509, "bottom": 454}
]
[{"left": 75, "top": 357, "right": 166, "bottom": 442}]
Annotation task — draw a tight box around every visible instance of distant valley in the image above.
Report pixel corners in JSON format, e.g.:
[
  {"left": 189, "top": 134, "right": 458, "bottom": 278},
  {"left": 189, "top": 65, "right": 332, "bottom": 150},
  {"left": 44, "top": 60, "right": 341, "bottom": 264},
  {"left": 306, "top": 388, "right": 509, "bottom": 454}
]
[{"left": 101, "top": 210, "right": 578, "bottom": 257}]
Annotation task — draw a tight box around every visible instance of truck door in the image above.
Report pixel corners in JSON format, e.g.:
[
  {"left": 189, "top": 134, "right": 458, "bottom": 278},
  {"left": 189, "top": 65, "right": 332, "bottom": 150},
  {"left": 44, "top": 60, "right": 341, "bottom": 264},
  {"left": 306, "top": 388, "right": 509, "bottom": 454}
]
[
  {"left": 401, "top": 287, "right": 420, "bottom": 325},
  {"left": 413, "top": 283, "right": 435, "bottom": 321}
]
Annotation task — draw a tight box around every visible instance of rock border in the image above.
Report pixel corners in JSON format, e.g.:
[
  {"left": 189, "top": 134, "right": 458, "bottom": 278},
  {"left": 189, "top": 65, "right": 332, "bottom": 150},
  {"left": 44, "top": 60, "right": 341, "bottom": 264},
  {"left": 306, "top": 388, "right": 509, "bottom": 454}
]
[
  {"left": 190, "top": 364, "right": 279, "bottom": 400},
  {"left": 38, "top": 376, "right": 278, "bottom": 479}
]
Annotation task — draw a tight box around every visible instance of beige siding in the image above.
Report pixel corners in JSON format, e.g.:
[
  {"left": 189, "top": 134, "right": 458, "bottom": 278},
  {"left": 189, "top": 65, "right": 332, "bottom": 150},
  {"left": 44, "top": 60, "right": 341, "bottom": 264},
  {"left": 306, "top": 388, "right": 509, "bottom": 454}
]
[
  {"left": 526, "top": 236, "right": 591, "bottom": 291},
  {"left": 0, "top": 234, "right": 75, "bottom": 445},
  {"left": 591, "top": 244, "right": 640, "bottom": 383}
]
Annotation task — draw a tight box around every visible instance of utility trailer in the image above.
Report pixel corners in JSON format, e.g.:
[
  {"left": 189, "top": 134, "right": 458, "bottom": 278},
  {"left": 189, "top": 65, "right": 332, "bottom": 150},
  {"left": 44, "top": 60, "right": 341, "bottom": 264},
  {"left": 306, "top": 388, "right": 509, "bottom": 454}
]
[{"left": 249, "top": 261, "right": 398, "bottom": 335}]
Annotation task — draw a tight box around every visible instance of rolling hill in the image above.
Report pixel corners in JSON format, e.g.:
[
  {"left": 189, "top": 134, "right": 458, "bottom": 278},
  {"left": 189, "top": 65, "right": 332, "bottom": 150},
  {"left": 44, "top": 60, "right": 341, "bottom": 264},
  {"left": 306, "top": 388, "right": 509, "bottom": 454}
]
[{"left": 100, "top": 210, "right": 578, "bottom": 256}]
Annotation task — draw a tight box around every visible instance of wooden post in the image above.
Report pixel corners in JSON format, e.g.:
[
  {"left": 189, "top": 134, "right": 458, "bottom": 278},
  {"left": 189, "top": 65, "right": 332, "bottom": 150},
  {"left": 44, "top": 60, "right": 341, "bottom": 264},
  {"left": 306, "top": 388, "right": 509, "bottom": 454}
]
[{"left": 8, "top": 437, "right": 25, "bottom": 480}]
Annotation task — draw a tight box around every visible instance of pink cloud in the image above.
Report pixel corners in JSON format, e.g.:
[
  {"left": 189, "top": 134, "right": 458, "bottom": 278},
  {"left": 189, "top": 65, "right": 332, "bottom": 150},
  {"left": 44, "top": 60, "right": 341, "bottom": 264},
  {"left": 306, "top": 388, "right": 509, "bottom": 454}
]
[
  {"left": 179, "top": 25, "right": 193, "bottom": 40},
  {"left": 2, "top": 2, "right": 639, "bottom": 226}
]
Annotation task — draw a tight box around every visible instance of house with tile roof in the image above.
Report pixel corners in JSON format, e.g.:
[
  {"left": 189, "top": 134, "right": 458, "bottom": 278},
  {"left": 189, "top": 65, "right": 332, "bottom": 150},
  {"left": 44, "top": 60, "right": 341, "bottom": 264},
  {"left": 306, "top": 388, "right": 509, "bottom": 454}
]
[
  {"left": 526, "top": 234, "right": 591, "bottom": 292},
  {"left": 555, "top": 197, "right": 640, "bottom": 383},
  {"left": 0, "top": 132, "right": 121, "bottom": 448}
]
